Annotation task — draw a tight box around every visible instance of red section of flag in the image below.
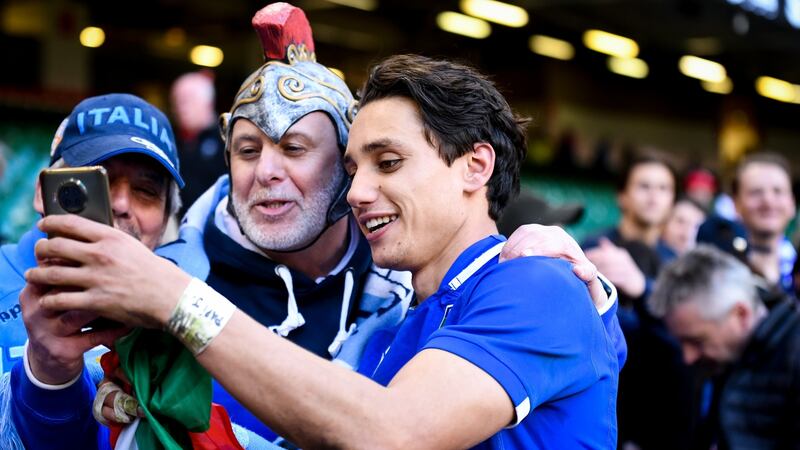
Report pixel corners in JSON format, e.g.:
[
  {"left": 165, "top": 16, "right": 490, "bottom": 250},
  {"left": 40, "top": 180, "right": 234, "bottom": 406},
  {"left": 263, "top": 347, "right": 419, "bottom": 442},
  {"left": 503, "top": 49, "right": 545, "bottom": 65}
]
[
  {"left": 189, "top": 404, "right": 246, "bottom": 450},
  {"left": 100, "top": 351, "right": 244, "bottom": 449}
]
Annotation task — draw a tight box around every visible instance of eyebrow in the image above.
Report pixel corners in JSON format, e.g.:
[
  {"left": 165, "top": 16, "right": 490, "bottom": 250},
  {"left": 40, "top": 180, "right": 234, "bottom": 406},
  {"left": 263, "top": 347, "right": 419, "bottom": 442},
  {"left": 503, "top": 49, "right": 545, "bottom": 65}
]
[
  {"left": 363, "top": 138, "right": 400, "bottom": 154},
  {"left": 281, "top": 130, "right": 314, "bottom": 144},
  {"left": 138, "top": 168, "right": 168, "bottom": 186},
  {"left": 344, "top": 138, "right": 401, "bottom": 164},
  {"left": 231, "top": 133, "right": 261, "bottom": 148}
]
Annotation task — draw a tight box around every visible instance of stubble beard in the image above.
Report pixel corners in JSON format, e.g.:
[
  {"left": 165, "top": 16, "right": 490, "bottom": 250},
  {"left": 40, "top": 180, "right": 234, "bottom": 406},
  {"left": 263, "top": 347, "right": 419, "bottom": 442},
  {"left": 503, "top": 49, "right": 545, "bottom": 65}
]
[
  {"left": 114, "top": 220, "right": 142, "bottom": 242},
  {"left": 233, "top": 165, "right": 345, "bottom": 252}
]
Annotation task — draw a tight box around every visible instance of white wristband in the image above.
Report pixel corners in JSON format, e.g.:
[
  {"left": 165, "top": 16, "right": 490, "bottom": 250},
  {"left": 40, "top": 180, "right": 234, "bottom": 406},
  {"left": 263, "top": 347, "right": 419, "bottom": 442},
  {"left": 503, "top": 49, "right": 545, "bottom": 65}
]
[
  {"left": 23, "top": 341, "right": 82, "bottom": 391},
  {"left": 596, "top": 272, "right": 618, "bottom": 315},
  {"left": 166, "top": 278, "right": 236, "bottom": 355}
]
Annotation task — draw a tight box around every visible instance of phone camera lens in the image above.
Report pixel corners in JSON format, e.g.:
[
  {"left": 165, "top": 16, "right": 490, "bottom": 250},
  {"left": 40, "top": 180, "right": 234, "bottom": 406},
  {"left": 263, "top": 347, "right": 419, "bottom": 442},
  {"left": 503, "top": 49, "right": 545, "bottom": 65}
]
[{"left": 57, "top": 180, "right": 88, "bottom": 214}]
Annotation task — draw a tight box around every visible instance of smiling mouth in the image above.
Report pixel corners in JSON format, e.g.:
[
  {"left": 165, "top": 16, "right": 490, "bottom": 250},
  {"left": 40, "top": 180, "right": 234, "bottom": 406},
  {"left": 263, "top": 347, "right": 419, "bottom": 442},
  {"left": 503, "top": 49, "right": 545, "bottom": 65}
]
[
  {"left": 252, "top": 200, "right": 294, "bottom": 217},
  {"left": 365, "top": 215, "right": 398, "bottom": 233},
  {"left": 261, "top": 201, "right": 288, "bottom": 209}
]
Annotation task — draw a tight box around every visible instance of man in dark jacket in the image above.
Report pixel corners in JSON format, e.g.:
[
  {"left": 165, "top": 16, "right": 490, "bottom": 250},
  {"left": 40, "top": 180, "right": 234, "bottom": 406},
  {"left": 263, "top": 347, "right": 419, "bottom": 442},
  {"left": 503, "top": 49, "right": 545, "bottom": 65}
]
[{"left": 650, "top": 245, "right": 800, "bottom": 449}]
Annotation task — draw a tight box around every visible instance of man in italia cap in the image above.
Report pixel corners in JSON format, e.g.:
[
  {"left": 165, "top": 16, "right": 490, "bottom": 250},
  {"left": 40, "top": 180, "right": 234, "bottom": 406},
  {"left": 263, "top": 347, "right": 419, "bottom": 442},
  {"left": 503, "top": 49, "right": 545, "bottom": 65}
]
[
  {"left": 50, "top": 93, "right": 183, "bottom": 188},
  {"left": 0, "top": 93, "right": 183, "bottom": 448}
]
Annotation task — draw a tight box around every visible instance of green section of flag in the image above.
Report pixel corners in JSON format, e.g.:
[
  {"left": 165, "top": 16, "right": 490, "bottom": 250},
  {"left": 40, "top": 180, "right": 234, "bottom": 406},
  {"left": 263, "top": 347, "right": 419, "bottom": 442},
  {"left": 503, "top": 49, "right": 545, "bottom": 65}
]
[{"left": 116, "top": 329, "right": 212, "bottom": 449}]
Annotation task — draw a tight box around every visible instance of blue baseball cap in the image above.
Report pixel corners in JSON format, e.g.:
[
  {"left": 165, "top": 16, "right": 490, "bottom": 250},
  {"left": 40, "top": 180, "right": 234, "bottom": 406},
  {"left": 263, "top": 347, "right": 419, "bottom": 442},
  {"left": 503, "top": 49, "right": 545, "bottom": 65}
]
[
  {"left": 697, "top": 215, "right": 749, "bottom": 262},
  {"left": 50, "top": 93, "right": 185, "bottom": 188}
]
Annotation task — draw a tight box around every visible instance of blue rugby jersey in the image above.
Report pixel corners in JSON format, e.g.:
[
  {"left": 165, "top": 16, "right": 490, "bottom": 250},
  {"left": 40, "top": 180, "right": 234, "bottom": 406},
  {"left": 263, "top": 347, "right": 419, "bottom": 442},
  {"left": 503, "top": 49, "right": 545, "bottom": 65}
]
[{"left": 369, "top": 235, "right": 620, "bottom": 449}]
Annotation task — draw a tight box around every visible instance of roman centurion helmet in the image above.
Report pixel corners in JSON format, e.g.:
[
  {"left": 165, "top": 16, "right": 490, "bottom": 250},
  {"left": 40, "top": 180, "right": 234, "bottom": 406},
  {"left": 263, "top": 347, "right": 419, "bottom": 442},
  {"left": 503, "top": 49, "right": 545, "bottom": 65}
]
[{"left": 220, "top": 2, "right": 357, "bottom": 246}]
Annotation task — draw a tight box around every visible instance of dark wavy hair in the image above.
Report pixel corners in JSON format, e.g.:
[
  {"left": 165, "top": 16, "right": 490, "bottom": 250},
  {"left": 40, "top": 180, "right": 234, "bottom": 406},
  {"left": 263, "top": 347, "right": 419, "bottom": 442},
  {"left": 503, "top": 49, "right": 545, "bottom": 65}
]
[
  {"left": 358, "top": 54, "right": 529, "bottom": 220},
  {"left": 616, "top": 151, "right": 678, "bottom": 198}
]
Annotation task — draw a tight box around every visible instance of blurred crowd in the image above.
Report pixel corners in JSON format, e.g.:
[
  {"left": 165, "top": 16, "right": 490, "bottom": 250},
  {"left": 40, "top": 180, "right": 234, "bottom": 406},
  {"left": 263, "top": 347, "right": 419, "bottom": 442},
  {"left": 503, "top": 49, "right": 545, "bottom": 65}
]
[{"left": 506, "top": 147, "right": 798, "bottom": 449}]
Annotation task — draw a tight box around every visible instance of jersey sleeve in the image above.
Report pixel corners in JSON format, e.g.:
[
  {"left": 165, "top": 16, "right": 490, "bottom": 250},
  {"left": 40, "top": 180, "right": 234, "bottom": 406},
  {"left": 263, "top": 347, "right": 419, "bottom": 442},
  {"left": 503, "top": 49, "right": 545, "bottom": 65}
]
[
  {"left": 423, "top": 257, "right": 618, "bottom": 425},
  {"left": 597, "top": 274, "right": 628, "bottom": 369},
  {"left": 9, "top": 359, "right": 108, "bottom": 449}
]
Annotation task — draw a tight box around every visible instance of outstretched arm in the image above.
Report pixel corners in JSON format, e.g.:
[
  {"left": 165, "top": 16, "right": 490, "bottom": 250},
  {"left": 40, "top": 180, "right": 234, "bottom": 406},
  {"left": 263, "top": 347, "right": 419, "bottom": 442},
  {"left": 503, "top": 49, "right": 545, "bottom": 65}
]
[
  {"left": 27, "top": 215, "right": 517, "bottom": 449},
  {"left": 197, "top": 309, "right": 513, "bottom": 449}
]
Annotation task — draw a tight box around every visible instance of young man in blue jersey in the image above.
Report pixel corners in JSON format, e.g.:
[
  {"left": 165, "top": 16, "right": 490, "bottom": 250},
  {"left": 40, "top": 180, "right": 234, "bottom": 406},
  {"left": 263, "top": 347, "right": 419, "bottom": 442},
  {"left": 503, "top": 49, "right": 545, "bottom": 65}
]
[
  {"left": 29, "top": 54, "right": 622, "bottom": 448},
  {"left": 0, "top": 93, "right": 184, "bottom": 448}
]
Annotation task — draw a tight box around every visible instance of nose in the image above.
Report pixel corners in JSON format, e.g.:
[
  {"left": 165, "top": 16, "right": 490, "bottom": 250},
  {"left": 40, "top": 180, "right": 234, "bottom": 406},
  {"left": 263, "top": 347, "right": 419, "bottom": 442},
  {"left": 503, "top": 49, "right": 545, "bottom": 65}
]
[
  {"left": 764, "top": 189, "right": 782, "bottom": 205},
  {"left": 110, "top": 181, "right": 132, "bottom": 219},
  {"left": 681, "top": 344, "right": 700, "bottom": 365},
  {"left": 254, "top": 146, "right": 287, "bottom": 186},
  {"left": 346, "top": 170, "right": 379, "bottom": 210}
]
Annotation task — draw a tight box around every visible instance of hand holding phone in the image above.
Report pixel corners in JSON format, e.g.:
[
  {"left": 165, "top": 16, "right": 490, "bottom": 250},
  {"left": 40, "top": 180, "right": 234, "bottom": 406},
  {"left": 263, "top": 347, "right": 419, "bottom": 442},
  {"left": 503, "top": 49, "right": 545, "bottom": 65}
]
[{"left": 39, "top": 166, "right": 120, "bottom": 330}]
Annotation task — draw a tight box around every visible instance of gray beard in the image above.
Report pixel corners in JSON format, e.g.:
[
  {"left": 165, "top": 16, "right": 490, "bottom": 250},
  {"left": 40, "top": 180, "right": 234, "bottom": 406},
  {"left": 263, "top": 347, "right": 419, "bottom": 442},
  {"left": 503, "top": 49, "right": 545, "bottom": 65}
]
[{"left": 232, "top": 165, "right": 345, "bottom": 252}]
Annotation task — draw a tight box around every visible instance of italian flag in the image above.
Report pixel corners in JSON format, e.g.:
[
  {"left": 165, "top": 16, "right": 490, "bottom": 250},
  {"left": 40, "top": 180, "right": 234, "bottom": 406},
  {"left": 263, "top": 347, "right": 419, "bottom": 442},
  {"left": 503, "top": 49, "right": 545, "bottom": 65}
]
[{"left": 103, "top": 329, "right": 243, "bottom": 450}]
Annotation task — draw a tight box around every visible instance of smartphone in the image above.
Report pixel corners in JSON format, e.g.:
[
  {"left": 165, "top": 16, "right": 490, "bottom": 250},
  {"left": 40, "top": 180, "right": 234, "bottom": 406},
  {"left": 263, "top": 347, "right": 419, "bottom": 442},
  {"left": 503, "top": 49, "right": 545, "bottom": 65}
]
[
  {"left": 39, "top": 166, "right": 119, "bottom": 330},
  {"left": 40, "top": 166, "right": 113, "bottom": 227}
]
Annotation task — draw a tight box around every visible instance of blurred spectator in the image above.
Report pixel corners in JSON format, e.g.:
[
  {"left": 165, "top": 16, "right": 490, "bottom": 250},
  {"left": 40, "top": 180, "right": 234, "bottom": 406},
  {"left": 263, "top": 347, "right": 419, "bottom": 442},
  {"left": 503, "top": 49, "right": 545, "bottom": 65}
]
[
  {"left": 170, "top": 71, "right": 226, "bottom": 217},
  {"left": 730, "top": 152, "right": 796, "bottom": 293},
  {"left": 683, "top": 167, "right": 718, "bottom": 212},
  {"left": 662, "top": 196, "right": 707, "bottom": 256},
  {"left": 650, "top": 245, "right": 800, "bottom": 450},
  {"left": 584, "top": 153, "right": 706, "bottom": 450},
  {"left": 583, "top": 152, "right": 677, "bottom": 301},
  {"left": 496, "top": 189, "right": 584, "bottom": 236}
]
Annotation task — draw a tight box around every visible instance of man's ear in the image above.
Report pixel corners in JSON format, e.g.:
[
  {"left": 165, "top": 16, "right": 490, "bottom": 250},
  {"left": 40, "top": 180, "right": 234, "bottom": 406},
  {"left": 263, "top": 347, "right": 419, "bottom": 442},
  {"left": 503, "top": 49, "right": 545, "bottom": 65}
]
[
  {"left": 33, "top": 175, "right": 44, "bottom": 214},
  {"left": 730, "top": 301, "right": 752, "bottom": 332},
  {"left": 464, "top": 142, "right": 495, "bottom": 193}
]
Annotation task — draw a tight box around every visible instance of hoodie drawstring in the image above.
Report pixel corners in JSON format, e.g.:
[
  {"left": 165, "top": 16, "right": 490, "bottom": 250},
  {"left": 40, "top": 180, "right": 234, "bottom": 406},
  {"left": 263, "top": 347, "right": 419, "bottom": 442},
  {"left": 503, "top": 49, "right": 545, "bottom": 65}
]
[
  {"left": 328, "top": 269, "right": 357, "bottom": 357},
  {"left": 269, "top": 265, "right": 306, "bottom": 337},
  {"left": 269, "top": 265, "right": 358, "bottom": 355}
]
